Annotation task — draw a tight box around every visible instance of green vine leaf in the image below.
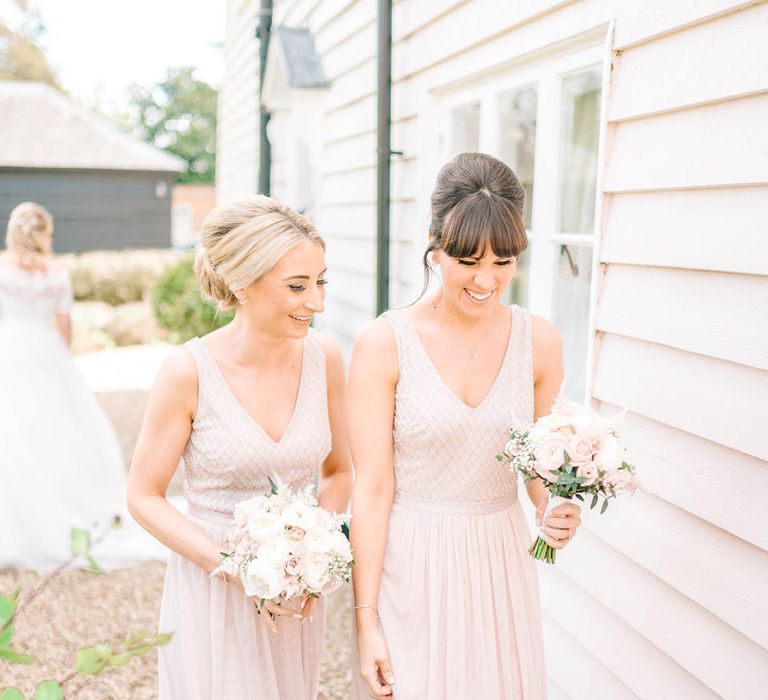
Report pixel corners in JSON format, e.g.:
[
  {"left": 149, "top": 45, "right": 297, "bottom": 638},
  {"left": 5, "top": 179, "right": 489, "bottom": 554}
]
[
  {"left": 0, "top": 688, "right": 25, "bottom": 700},
  {"left": 0, "top": 648, "right": 35, "bottom": 664},
  {"left": 31, "top": 681, "right": 62, "bottom": 700},
  {"left": 69, "top": 528, "right": 91, "bottom": 556}
]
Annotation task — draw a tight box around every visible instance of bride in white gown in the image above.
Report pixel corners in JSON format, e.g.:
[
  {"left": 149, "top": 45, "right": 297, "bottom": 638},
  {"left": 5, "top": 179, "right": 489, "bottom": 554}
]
[{"left": 0, "top": 202, "right": 163, "bottom": 572}]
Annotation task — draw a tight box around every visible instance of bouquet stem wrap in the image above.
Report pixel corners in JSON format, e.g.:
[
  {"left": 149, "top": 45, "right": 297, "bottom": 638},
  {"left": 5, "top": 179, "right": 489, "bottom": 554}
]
[{"left": 529, "top": 495, "right": 571, "bottom": 564}]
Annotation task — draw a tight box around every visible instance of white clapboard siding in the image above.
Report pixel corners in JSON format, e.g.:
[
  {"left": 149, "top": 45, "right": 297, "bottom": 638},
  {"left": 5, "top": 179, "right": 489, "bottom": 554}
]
[
  {"left": 592, "top": 334, "right": 768, "bottom": 460},
  {"left": 323, "top": 95, "right": 376, "bottom": 143},
  {"left": 584, "top": 491, "right": 768, "bottom": 649},
  {"left": 390, "top": 0, "right": 574, "bottom": 83},
  {"left": 313, "top": 1, "right": 374, "bottom": 55},
  {"left": 323, "top": 124, "right": 419, "bottom": 173},
  {"left": 392, "top": 0, "right": 467, "bottom": 44},
  {"left": 320, "top": 20, "right": 375, "bottom": 80},
  {"left": 597, "top": 404, "right": 768, "bottom": 551},
  {"left": 321, "top": 163, "right": 418, "bottom": 206},
  {"left": 599, "top": 187, "right": 768, "bottom": 275},
  {"left": 216, "top": 0, "right": 259, "bottom": 202},
  {"left": 554, "top": 530, "right": 768, "bottom": 697},
  {"left": 603, "top": 93, "right": 768, "bottom": 192},
  {"left": 612, "top": 0, "right": 757, "bottom": 49},
  {"left": 541, "top": 568, "right": 719, "bottom": 699},
  {"left": 323, "top": 57, "right": 376, "bottom": 113},
  {"left": 542, "top": 615, "right": 638, "bottom": 700},
  {"left": 609, "top": 2, "right": 768, "bottom": 121},
  {"left": 596, "top": 265, "right": 768, "bottom": 370},
  {"left": 310, "top": 0, "right": 361, "bottom": 37}
]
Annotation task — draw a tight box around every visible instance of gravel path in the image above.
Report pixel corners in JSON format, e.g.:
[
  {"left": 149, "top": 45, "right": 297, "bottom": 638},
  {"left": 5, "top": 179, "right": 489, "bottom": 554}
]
[{"left": 0, "top": 563, "right": 352, "bottom": 699}]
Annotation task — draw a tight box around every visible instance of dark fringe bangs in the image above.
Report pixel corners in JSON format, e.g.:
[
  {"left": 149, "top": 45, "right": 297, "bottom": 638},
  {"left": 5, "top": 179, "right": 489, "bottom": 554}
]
[{"left": 440, "top": 191, "right": 528, "bottom": 260}]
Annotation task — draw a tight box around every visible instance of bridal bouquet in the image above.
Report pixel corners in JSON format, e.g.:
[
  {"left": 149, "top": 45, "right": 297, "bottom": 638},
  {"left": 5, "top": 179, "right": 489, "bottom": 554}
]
[
  {"left": 212, "top": 477, "right": 353, "bottom": 605},
  {"left": 498, "top": 400, "right": 638, "bottom": 564}
]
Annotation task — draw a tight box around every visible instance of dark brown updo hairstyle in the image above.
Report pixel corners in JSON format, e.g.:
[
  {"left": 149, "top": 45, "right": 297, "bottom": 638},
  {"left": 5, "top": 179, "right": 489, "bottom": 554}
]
[{"left": 422, "top": 152, "right": 528, "bottom": 294}]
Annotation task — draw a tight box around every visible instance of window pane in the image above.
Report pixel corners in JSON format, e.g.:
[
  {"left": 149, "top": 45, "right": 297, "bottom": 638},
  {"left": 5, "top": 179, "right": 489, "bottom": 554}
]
[
  {"left": 508, "top": 245, "right": 530, "bottom": 307},
  {"left": 552, "top": 243, "right": 593, "bottom": 400},
  {"left": 559, "top": 67, "right": 601, "bottom": 234},
  {"left": 450, "top": 102, "right": 480, "bottom": 155},
  {"left": 498, "top": 85, "right": 537, "bottom": 230}
]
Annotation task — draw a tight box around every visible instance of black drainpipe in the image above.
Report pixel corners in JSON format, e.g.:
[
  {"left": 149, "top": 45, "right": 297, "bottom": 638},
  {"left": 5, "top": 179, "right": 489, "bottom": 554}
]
[
  {"left": 375, "top": 0, "right": 394, "bottom": 315},
  {"left": 257, "top": 0, "right": 273, "bottom": 195}
]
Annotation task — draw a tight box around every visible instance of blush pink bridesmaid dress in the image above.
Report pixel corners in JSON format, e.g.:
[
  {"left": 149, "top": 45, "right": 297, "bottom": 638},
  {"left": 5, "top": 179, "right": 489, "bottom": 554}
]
[
  {"left": 158, "top": 329, "right": 332, "bottom": 699},
  {"left": 353, "top": 305, "right": 546, "bottom": 700}
]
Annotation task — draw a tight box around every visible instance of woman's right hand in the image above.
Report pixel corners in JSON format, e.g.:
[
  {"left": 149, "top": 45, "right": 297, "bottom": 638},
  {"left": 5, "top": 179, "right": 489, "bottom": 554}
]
[
  {"left": 254, "top": 597, "right": 304, "bottom": 634},
  {"left": 358, "top": 623, "right": 395, "bottom": 697}
]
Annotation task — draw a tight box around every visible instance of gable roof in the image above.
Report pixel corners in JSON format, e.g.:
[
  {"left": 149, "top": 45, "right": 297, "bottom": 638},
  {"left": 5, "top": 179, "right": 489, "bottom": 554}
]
[
  {"left": 0, "top": 81, "right": 186, "bottom": 173},
  {"left": 273, "top": 27, "right": 330, "bottom": 89}
]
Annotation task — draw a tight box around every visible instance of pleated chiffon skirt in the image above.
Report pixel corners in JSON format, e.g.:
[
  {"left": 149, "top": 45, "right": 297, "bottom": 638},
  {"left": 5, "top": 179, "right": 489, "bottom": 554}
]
[
  {"left": 158, "top": 507, "right": 326, "bottom": 700},
  {"left": 353, "top": 495, "right": 546, "bottom": 700}
]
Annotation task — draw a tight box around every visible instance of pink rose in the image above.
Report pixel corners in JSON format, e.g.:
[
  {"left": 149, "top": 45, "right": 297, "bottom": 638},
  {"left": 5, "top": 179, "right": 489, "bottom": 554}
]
[
  {"left": 284, "top": 556, "right": 303, "bottom": 576},
  {"left": 534, "top": 434, "right": 569, "bottom": 481},
  {"left": 576, "top": 462, "right": 598, "bottom": 486},
  {"left": 604, "top": 470, "right": 632, "bottom": 493},
  {"left": 567, "top": 437, "right": 596, "bottom": 466}
]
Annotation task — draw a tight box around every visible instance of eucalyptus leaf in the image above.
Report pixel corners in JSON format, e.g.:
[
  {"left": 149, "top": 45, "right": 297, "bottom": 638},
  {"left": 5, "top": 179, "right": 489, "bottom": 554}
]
[
  {"left": 601, "top": 499, "right": 609, "bottom": 515},
  {"left": 591, "top": 494, "right": 599, "bottom": 509},
  {"left": 31, "top": 681, "right": 62, "bottom": 700}
]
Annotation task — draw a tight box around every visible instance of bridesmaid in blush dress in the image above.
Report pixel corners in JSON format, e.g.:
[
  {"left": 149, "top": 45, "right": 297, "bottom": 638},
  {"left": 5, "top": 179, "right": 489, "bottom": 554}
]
[
  {"left": 128, "top": 196, "right": 352, "bottom": 700},
  {"left": 349, "top": 153, "right": 583, "bottom": 699}
]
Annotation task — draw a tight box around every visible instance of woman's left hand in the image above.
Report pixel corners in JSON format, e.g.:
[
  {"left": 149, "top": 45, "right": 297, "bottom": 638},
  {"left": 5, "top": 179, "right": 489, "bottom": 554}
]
[{"left": 535, "top": 500, "right": 582, "bottom": 550}]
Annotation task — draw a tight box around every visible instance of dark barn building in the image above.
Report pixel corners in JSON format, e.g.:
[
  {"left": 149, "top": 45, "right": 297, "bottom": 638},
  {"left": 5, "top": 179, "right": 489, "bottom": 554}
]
[{"left": 0, "top": 82, "right": 186, "bottom": 253}]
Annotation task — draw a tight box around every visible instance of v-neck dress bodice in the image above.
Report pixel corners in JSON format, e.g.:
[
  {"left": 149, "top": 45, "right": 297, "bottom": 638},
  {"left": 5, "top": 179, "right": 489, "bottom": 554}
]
[
  {"left": 388, "top": 305, "right": 533, "bottom": 506},
  {"left": 181, "top": 329, "right": 331, "bottom": 516}
]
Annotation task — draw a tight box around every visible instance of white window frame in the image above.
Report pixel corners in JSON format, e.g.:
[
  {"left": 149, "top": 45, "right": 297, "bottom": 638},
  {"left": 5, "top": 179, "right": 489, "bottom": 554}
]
[{"left": 431, "top": 40, "right": 608, "bottom": 401}]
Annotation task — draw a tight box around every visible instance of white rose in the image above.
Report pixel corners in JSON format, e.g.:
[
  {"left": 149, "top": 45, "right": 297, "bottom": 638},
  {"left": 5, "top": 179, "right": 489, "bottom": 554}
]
[
  {"left": 283, "top": 502, "right": 318, "bottom": 531},
  {"left": 330, "top": 530, "right": 353, "bottom": 562},
  {"left": 302, "top": 555, "right": 329, "bottom": 592},
  {"left": 247, "top": 511, "right": 285, "bottom": 543},
  {"left": 594, "top": 437, "right": 625, "bottom": 474},
  {"left": 242, "top": 557, "right": 283, "bottom": 600},
  {"left": 234, "top": 495, "right": 269, "bottom": 520},
  {"left": 258, "top": 535, "right": 293, "bottom": 568},
  {"left": 303, "top": 528, "right": 334, "bottom": 554}
]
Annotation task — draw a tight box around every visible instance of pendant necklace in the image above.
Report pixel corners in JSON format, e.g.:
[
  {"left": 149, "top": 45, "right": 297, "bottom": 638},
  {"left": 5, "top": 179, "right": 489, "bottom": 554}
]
[{"left": 432, "top": 302, "right": 498, "bottom": 360}]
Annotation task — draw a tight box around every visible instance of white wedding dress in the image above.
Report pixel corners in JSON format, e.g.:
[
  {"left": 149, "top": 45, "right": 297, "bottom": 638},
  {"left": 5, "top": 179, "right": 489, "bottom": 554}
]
[{"left": 0, "top": 263, "right": 164, "bottom": 572}]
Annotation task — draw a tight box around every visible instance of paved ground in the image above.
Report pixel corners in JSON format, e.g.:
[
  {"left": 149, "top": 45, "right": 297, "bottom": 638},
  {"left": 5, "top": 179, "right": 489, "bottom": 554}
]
[{"left": 0, "top": 344, "right": 353, "bottom": 698}]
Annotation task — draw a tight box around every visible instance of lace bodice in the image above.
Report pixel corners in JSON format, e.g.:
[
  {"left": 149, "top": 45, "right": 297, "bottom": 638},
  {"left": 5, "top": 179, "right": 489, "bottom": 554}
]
[
  {"left": 0, "top": 264, "right": 72, "bottom": 326},
  {"left": 384, "top": 306, "right": 534, "bottom": 504},
  {"left": 182, "top": 329, "right": 332, "bottom": 515}
]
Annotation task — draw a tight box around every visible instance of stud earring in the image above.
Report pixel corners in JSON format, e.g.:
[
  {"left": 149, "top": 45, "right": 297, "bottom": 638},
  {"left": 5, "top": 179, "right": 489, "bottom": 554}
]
[{"left": 237, "top": 297, "right": 246, "bottom": 305}]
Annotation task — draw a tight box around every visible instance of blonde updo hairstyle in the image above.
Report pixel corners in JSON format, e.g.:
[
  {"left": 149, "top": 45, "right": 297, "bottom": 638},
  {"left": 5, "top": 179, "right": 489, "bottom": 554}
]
[
  {"left": 6, "top": 202, "right": 54, "bottom": 260},
  {"left": 195, "top": 195, "right": 325, "bottom": 310}
]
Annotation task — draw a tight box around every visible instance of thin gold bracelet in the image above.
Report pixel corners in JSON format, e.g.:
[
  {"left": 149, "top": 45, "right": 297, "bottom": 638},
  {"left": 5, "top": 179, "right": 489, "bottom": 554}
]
[{"left": 352, "top": 603, "right": 380, "bottom": 619}]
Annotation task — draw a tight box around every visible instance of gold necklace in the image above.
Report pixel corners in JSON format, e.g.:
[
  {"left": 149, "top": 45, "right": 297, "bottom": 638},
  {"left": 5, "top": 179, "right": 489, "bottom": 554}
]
[{"left": 432, "top": 302, "right": 498, "bottom": 360}]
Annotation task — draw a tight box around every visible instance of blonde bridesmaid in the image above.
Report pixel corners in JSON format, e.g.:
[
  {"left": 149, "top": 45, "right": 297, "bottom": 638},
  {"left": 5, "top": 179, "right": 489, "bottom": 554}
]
[
  {"left": 128, "top": 196, "right": 352, "bottom": 699},
  {"left": 349, "top": 153, "right": 582, "bottom": 699}
]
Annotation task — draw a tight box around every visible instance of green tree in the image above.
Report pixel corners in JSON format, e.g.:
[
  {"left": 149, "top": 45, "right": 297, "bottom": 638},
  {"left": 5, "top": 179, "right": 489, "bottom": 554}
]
[
  {"left": 127, "top": 66, "right": 217, "bottom": 184},
  {"left": 0, "top": 0, "right": 61, "bottom": 89}
]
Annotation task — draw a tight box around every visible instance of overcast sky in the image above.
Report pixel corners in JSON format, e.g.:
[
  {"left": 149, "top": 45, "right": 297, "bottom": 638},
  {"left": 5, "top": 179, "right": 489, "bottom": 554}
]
[{"left": 24, "top": 0, "right": 227, "bottom": 112}]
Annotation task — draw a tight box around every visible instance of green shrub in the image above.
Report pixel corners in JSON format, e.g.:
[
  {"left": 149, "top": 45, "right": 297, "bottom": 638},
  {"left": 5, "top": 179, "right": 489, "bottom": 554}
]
[
  {"left": 151, "top": 253, "right": 233, "bottom": 343},
  {"left": 59, "top": 250, "right": 179, "bottom": 306}
]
